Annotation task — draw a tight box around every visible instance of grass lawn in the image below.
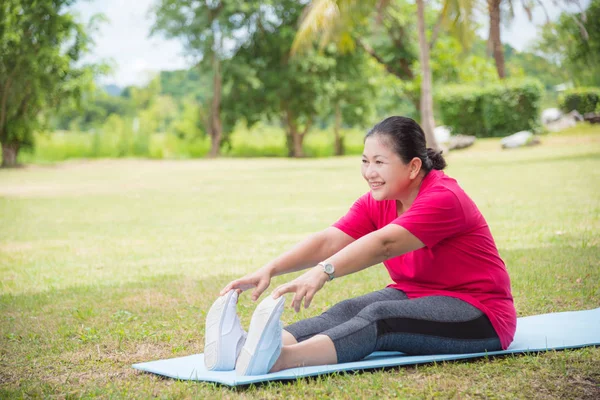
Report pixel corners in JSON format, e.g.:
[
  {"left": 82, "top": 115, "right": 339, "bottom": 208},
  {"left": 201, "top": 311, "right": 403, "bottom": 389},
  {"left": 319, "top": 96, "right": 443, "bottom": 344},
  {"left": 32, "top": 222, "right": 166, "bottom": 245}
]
[{"left": 1, "top": 125, "right": 599, "bottom": 398}]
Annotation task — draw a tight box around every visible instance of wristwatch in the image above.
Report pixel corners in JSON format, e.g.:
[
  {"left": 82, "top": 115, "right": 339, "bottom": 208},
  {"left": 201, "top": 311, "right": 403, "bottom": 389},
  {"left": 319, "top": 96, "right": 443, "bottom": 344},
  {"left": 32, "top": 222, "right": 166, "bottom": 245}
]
[{"left": 318, "top": 262, "right": 335, "bottom": 281}]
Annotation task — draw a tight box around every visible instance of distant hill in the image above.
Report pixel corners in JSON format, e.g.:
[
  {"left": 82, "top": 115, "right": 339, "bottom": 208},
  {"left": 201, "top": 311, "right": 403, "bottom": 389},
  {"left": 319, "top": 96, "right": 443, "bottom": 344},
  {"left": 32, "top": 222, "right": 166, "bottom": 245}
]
[{"left": 103, "top": 84, "right": 123, "bottom": 96}]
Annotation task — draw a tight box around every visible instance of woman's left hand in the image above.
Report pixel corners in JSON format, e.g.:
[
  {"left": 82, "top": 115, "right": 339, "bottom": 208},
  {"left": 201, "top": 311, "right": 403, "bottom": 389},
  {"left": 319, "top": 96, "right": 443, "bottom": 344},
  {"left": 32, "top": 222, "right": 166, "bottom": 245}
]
[{"left": 272, "top": 266, "right": 329, "bottom": 312}]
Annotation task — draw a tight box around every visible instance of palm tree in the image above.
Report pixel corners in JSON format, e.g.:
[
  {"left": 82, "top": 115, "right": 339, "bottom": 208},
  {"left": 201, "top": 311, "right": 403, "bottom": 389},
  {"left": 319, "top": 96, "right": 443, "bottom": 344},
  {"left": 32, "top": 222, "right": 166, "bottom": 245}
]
[
  {"left": 487, "top": 0, "right": 566, "bottom": 80},
  {"left": 487, "top": 0, "right": 505, "bottom": 78},
  {"left": 292, "top": 0, "right": 477, "bottom": 151}
]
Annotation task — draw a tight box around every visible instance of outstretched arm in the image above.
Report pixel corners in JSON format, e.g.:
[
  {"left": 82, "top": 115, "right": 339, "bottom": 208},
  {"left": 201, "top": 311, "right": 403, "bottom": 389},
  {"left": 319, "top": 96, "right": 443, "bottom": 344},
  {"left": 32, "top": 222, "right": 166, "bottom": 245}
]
[
  {"left": 267, "top": 227, "right": 356, "bottom": 277},
  {"left": 272, "top": 224, "right": 424, "bottom": 312},
  {"left": 322, "top": 224, "right": 423, "bottom": 279},
  {"left": 220, "top": 227, "right": 355, "bottom": 300}
]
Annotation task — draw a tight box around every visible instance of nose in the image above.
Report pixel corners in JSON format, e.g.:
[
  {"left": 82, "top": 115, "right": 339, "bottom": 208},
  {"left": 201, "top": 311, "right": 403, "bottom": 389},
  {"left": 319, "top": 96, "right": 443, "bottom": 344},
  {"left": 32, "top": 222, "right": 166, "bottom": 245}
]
[{"left": 363, "top": 163, "right": 378, "bottom": 180}]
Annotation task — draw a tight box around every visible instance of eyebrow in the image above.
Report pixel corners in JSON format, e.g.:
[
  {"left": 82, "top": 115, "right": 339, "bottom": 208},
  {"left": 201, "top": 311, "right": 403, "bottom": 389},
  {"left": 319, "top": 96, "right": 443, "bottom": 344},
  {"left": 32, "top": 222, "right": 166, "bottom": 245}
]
[{"left": 362, "top": 154, "right": 388, "bottom": 159}]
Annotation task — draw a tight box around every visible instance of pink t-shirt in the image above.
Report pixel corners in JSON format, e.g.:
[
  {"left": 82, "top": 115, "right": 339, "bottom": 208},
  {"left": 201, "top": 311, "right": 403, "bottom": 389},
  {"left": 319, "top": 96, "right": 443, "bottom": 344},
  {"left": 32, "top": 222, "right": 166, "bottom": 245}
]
[{"left": 332, "top": 169, "right": 516, "bottom": 349}]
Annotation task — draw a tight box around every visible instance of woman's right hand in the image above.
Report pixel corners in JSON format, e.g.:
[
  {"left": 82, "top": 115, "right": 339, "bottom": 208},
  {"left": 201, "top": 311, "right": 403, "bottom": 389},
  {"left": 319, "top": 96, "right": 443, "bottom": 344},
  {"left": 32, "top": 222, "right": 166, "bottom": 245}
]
[{"left": 219, "top": 267, "right": 272, "bottom": 301}]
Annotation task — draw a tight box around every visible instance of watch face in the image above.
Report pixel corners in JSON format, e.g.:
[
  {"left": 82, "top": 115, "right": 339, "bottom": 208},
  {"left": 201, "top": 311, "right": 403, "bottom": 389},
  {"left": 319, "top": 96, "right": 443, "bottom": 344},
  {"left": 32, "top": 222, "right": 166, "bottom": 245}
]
[{"left": 324, "top": 264, "right": 334, "bottom": 274}]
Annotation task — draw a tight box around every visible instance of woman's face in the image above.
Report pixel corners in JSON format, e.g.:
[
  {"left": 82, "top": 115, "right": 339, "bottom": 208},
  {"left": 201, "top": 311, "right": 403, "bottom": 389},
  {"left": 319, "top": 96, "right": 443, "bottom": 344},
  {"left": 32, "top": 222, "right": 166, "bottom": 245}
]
[{"left": 361, "top": 135, "right": 419, "bottom": 201}]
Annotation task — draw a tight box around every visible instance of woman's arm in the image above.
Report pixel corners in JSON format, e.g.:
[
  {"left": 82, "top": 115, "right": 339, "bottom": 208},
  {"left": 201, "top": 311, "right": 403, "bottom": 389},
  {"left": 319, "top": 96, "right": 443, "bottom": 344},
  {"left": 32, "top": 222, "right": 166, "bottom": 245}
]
[
  {"left": 220, "top": 227, "right": 354, "bottom": 299},
  {"left": 266, "top": 227, "right": 355, "bottom": 277},
  {"left": 273, "top": 224, "right": 424, "bottom": 311},
  {"left": 322, "top": 224, "right": 424, "bottom": 279}
]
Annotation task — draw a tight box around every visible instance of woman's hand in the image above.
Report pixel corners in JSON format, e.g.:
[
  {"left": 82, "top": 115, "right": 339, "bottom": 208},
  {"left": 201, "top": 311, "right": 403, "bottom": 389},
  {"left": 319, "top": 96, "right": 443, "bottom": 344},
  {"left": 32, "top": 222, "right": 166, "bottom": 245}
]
[
  {"left": 220, "top": 267, "right": 272, "bottom": 301},
  {"left": 272, "top": 266, "right": 329, "bottom": 312}
]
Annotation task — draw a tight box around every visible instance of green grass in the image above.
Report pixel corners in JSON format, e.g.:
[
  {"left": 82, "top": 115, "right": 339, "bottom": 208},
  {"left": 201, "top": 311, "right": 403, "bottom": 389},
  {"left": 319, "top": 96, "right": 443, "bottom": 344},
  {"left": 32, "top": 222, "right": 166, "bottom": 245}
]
[{"left": 1, "top": 125, "right": 599, "bottom": 398}]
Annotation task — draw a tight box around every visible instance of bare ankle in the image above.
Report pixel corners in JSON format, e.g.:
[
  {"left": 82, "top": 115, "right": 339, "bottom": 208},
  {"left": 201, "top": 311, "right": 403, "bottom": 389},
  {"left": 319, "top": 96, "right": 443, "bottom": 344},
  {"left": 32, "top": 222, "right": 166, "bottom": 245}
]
[
  {"left": 269, "top": 349, "right": 286, "bottom": 373},
  {"left": 269, "top": 355, "right": 285, "bottom": 373}
]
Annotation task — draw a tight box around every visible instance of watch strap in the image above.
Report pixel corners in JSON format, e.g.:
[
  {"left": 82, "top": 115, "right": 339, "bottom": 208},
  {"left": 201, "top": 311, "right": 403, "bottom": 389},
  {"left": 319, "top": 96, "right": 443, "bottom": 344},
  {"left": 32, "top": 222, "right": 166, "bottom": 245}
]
[{"left": 318, "top": 262, "right": 335, "bottom": 281}]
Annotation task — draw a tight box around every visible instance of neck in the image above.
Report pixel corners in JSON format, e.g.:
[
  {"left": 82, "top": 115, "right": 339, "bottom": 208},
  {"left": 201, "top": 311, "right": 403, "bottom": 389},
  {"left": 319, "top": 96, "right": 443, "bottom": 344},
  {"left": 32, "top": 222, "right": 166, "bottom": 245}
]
[{"left": 396, "top": 171, "right": 428, "bottom": 210}]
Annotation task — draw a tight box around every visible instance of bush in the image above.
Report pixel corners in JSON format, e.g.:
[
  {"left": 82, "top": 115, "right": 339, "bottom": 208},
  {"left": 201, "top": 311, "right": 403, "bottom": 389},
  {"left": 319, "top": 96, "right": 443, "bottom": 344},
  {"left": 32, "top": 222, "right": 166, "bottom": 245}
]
[
  {"left": 16, "top": 123, "right": 367, "bottom": 164},
  {"left": 437, "top": 79, "right": 544, "bottom": 137},
  {"left": 559, "top": 87, "right": 600, "bottom": 114}
]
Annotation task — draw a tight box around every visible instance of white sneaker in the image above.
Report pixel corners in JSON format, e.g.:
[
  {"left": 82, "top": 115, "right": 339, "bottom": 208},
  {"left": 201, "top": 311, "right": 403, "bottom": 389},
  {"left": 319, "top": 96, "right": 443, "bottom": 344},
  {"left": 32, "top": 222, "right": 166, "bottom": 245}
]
[
  {"left": 204, "top": 290, "right": 247, "bottom": 371},
  {"left": 235, "top": 294, "right": 285, "bottom": 376}
]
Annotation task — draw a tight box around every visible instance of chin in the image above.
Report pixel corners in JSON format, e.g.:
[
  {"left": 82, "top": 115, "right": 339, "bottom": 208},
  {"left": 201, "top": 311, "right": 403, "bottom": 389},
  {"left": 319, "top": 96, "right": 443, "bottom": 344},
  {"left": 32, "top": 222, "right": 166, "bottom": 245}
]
[{"left": 370, "top": 190, "right": 386, "bottom": 201}]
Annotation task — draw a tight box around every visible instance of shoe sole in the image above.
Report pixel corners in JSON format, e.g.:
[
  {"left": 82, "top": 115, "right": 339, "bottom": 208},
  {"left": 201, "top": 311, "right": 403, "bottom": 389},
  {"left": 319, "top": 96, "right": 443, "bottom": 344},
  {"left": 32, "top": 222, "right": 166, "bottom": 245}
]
[
  {"left": 235, "top": 295, "right": 284, "bottom": 376},
  {"left": 204, "top": 290, "right": 236, "bottom": 370}
]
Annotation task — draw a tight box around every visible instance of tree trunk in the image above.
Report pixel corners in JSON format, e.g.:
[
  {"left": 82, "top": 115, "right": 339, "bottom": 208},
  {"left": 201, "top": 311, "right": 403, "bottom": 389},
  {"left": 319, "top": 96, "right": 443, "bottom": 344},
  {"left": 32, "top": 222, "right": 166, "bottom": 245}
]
[
  {"left": 208, "top": 55, "right": 222, "bottom": 157},
  {"left": 1, "top": 142, "right": 19, "bottom": 168},
  {"left": 284, "top": 129, "right": 305, "bottom": 158},
  {"left": 488, "top": 0, "right": 505, "bottom": 79},
  {"left": 333, "top": 102, "right": 344, "bottom": 156},
  {"left": 416, "top": 0, "right": 439, "bottom": 151},
  {"left": 292, "top": 130, "right": 304, "bottom": 158},
  {"left": 285, "top": 132, "right": 294, "bottom": 157},
  {"left": 284, "top": 108, "right": 306, "bottom": 158}
]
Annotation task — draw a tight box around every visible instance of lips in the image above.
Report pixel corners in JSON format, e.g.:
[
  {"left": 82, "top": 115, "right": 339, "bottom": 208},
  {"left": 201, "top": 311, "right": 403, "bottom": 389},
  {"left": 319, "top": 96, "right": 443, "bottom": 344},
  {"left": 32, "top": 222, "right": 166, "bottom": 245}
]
[{"left": 369, "top": 182, "right": 384, "bottom": 189}]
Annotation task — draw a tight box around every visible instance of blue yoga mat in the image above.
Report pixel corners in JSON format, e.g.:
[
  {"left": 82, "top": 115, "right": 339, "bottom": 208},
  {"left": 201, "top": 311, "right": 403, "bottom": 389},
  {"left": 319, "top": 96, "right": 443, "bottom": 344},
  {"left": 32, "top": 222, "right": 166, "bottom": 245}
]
[{"left": 132, "top": 308, "right": 600, "bottom": 386}]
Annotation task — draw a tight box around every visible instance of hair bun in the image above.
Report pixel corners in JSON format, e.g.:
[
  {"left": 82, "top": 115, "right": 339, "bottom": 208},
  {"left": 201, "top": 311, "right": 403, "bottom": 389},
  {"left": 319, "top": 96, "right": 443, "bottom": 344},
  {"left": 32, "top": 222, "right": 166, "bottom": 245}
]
[{"left": 426, "top": 148, "right": 447, "bottom": 170}]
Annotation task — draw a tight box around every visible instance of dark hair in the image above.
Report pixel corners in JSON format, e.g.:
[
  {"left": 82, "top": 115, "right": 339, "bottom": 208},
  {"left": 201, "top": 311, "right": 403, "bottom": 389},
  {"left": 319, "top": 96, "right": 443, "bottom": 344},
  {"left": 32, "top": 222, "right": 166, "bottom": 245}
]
[{"left": 365, "top": 116, "right": 446, "bottom": 172}]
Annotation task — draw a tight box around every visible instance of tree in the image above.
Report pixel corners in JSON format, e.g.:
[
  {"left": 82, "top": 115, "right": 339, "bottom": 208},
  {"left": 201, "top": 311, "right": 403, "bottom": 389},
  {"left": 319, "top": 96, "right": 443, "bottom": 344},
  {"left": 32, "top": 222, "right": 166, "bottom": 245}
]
[
  {"left": 487, "top": 0, "right": 505, "bottom": 78},
  {"left": 487, "top": 0, "right": 543, "bottom": 79},
  {"left": 321, "top": 51, "right": 378, "bottom": 155},
  {"left": 0, "top": 0, "right": 104, "bottom": 167},
  {"left": 486, "top": 1, "right": 589, "bottom": 80},
  {"left": 159, "top": 68, "right": 212, "bottom": 102},
  {"left": 223, "top": 1, "right": 343, "bottom": 157},
  {"left": 534, "top": 0, "right": 600, "bottom": 87},
  {"left": 51, "top": 89, "right": 136, "bottom": 132},
  {"left": 151, "top": 0, "right": 253, "bottom": 157},
  {"left": 292, "top": 0, "right": 479, "bottom": 151}
]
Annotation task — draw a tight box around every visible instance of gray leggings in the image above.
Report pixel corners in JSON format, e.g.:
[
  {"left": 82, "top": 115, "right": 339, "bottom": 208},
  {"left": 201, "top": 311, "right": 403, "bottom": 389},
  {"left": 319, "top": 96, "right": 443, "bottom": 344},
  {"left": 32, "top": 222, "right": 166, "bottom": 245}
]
[{"left": 284, "top": 288, "right": 502, "bottom": 363}]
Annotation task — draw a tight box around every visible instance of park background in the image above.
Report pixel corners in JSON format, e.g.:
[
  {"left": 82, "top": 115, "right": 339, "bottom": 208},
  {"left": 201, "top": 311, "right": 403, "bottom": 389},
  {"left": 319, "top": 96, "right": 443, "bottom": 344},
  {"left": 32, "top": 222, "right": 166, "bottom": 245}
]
[{"left": 1, "top": 0, "right": 599, "bottom": 398}]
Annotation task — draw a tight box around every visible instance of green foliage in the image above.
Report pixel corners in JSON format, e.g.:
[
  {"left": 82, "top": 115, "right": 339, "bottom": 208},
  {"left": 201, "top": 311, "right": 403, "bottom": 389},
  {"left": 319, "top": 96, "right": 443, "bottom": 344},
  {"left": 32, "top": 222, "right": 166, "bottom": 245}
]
[
  {"left": 8, "top": 0, "right": 584, "bottom": 163},
  {"left": 95, "top": 114, "right": 135, "bottom": 157},
  {"left": 504, "top": 49, "right": 568, "bottom": 91},
  {"left": 437, "top": 79, "right": 544, "bottom": 137},
  {"left": 17, "top": 124, "right": 368, "bottom": 163},
  {"left": 559, "top": 87, "right": 600, "bottom": 114},
  {"left": 159, "top": 69, "right": 211, "bottom": 103},
  {"left": 150, "top": 0, "right": 253, "bottom": 61},
  {"left": 310, "top": 45, "right": 379, "bottom": 153},
  {"left": 170, "top": 97, "right": 205, "bottom": 141},
  {"left": 362, "top": 0, "right": 419, "bottom": 81},
  {"left": 151, "top": 0, "right": 264, "bottom": 154},
  {"left": 463, "top": 40, "right": 567, "bottom": 91},
  {"left": 534, "top": 0, "right": 600, "bottom": 87},
  {"left": 52, "top": 89, "right": 135, "bottom": 131},
  {"left": 0, "top": 0, "right": 106, "bottom": 165},
  {"left": 223, "top": 1, "right": 348, "bottom": 155}
]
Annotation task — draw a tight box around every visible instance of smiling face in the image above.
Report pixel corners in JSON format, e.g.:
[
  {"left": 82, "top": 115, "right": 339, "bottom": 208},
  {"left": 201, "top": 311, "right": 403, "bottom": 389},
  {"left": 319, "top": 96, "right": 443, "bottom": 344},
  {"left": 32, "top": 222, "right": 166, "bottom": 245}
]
[{"left": 361, "top": 134, "right": 422, "bottom": 201}]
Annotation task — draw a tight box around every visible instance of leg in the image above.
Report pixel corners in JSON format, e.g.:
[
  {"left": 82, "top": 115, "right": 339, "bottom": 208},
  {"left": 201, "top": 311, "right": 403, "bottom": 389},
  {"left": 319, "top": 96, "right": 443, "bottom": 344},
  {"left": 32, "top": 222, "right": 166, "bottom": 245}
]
[
  {"left": 270, "top": 288, "right": 408, "bottom": 372},
  {"left": 282, "top": 330, "right": 298, "bottom": 346},
  {"left": 325, "top": 296, "right": 502, "bottom": 363},
  {"left": 272, "top": 296, "right": 502, "bottom": 369},
  {"left": 283, "top": 287, "right": 407, "bottom": 343},
  {"left": 270, "top": 334, "right": 337, "bottom": 373}
]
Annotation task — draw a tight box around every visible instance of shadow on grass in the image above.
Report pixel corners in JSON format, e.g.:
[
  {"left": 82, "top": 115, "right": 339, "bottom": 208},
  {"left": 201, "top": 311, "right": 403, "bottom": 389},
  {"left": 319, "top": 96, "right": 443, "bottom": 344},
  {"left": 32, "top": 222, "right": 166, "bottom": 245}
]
[{"left": 0, "top": 244, "right": 598, "bottom": 393}]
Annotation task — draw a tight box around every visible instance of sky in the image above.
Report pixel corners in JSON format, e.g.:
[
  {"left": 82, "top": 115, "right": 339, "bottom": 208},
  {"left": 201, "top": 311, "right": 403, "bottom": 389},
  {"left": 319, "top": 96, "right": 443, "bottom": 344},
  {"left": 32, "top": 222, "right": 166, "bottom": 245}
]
[{"left": 72, "top": 0, "right": 591, "bottom": 88}]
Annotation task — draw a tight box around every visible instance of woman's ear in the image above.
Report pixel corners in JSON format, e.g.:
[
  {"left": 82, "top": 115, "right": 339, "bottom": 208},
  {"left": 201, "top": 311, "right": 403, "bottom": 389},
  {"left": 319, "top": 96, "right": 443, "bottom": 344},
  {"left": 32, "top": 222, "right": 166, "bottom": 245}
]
[{"left": 409, "top": 157, "right": 422, "bottom": 179}]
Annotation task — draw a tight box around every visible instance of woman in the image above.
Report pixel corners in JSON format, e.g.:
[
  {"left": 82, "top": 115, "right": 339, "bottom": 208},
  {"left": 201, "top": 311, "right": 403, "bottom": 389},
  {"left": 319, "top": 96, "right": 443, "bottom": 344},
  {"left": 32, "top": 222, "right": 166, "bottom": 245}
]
[{"left": 212, "top": 116, "right": 516, "bottom": 376}]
